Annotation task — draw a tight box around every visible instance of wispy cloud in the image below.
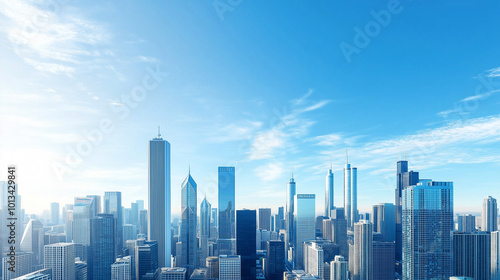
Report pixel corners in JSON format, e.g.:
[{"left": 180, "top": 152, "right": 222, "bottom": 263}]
[
  {"left": 0, "top": 0, "right": 111, "bottom": 74},
  {"left": 254, "top": 161, "right": 285, "bottom": 182}
]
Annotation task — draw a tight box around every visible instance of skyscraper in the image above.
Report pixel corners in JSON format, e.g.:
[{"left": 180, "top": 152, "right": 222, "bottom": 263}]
[
  {"left": 112, "top": 256, "right": 132, "bottom": 280},
  {"left": 373, "top": 242, "right": 395, "bottom": 280},
  {"left": 20, "top": 219, "right": 44, "bottom": 266},
  {"left": 265, "top": 240, "right": 285, "bottom": 280},
  {"left": 200, "top": 197, "right": 211, "bottom": 238},
  {"left": 457, "top": 214, "right": 476, "bottom": 232},
  {"left": 87, "top": 195, "right": 102, "bottom": 214},
  {"left": 482, "top": 196, "right": 498, "bottom": 232},
  {"left": 371, "top": 203, "right": 396, "bottom": 242},
  {"left": 44, "top": 243, "right": 76, "bottom": 280},
  {"left": 218, "top": 166, "right": 235, "bottom": 256},
  {"left": 104, "top": 191, "right": 123, "bottom": 257},
  {"left": 73, "top": 197, "right": 95, "bottom": 262},
  {"left": 402, "top": 180, "right": 453, "bottom": 280},
  {"left": 219, "top": 255, "right": 241, "bottom": 280},
  {"left": 136, "top": 240, "right": 159, "bottom": 280},
  {"left": 330, "top": 255, "right": 348, "bottom": 280},
  {"left": 395, "top": 160, "right": 419, "bottom": 264},
  {"left": 344, "top": 155, "right": 357, "bottom": 229},
  {"left": 65, "top": 209, "right": 73, "bottom": 242},
  {"left": 492, "top": 231, "right": 500, "bottom": 280},
  {"left": 148, "top": 132, "right": 171, "bottom": 267},
  {"left": 259, "top": 208, "right": 272, "bottom": 231},
  {"left": 159, "top": 267, "right": 187, "bottom": 280},
  {"left": 139, "top": 209, "right": 148, "bottom": 237},
  {"left": 325, "top": 166, "right": 334, "bottom": 217},
  {"left": 180, "top": 171, "right": 197, "bottom": 275},
  {"left": 352, "top": 220, "right": 373, "bottom": 280},
  {"left": 50, "top": 202, "right": 59, "bottom": 225},
  {"left": 236, "top": 209, "right": 257, "bottom": 280},
  {"left": 90, "top": 214, "right": 116, "bottom": 280},
  {"left": 294, "top": 194, "right": 316, "bottom": 269},
  {"left": 286, "top": 176, "right": 296, "bottom": 255},
  {"left": 2, "top": 252, "right": 33, "bottom": 280},
  {"left": 453, "top": 231, "right": 490, "bottom": 280}
]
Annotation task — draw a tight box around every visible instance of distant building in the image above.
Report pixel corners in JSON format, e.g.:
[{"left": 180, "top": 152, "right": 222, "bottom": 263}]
[
  {"left": 90, "top": 214, "right": 115, "bottom": 280},
  {"left": 218, "top": 167, "right": 236, "bottom": 256},
  {"left": 457, "top": 214, "right": 476, "bottom": 232},
  {"left": 219, "top": 255, "right": 241, "bottom": 280},
  {"left": 112, "top": 256, "right": 131, "bottom": 280},
  {"left": 236, "top": 209, "right": 256, "bottom": 280},
  {"left": 330, "top": 256, "right": 348, "bottom": 280},
  {"left": 159, "top": 267, "right": 186, "bottom": 280},
  {"left": 482, "top": 196, "right": 498, "bottom": 232},
  {"left": 294, "top": 194, "right": 316, "bottom": 269},
  {"left": 259, "top": 208, "right": 272, "bottom": 231},
  {"left": 2, "top": 252, "right": 34, "bottom": 280}
]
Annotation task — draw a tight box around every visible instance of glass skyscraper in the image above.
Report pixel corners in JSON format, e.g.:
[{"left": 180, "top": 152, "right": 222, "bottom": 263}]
[
  {"left": 293, "top": 194, "right": 316, "bottom": 270},
  {"left": 492, "top": 231, "right": 500, "bottom": 280},
  {"left": 236, "top": 209, "right": 256, "bottom": 280},
  {"left": 90, "top": 214, "right": 116, "bottom": 280},
  {"left": 482, "top": 196, "right": 498, "bottom": 232},
  {"left": 180, "top": 171, "right": 197, "bottom": 275},
  {"left": 325, "top": 167, "right": 334, "bottom": 217},
  {"left": 218, "top": 166, "right": 235, "bottom": 256},
  {"left": 453, "top": 231, "right": 490, "bottom": 280},
  {"left": 371, "top": 203, "right": 396, "bottom": 243},
  {"left": 344, "top": 159, "right": 357, "bottom": 229},
  {"left": 73, "top": 197, "right": 96, "bottom": 262},
  {"left": 265, "top": 240, "right": 285, "bottom": 280},
  {"left": 104, "top": 191, "right": 123, "bottom": 258},
  {"left": 353, "top": 220, "right": 373, "bottom": 280},
  {"left": 402, "top": 180, "right": 453, "bottom": 280},
  {"left": 148, "top": 133, "right": 171, "bottom": 267},
  {"left": 285, "top": 176, "right": 296, "bottom": 255}
]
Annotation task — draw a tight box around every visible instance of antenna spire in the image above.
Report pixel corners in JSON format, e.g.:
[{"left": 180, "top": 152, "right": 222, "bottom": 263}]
[
  {"left": 292, "top": 166, "right": 294, "bottom": 179},
  {"left": 189, "top": 164, "right": 190, "bottom": 175},
  {"left": 158, "top": 126, "right": 161, "bottom": 138},
  {"left": 346, "top": 148, "right": 349, "bottom": 164},
  {"left": 330, "top": 156, "right": 333, "bottom": 171}
]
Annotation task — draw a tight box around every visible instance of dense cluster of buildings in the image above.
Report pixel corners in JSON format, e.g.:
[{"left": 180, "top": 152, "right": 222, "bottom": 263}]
[{"left": 1, "top": 133, "right": 500, "bottom": 280}]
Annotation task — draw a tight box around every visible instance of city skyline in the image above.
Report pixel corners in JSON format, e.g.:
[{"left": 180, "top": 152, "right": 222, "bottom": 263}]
[{"left": 1, "top": 1, "right": 500, "bottom": 216}]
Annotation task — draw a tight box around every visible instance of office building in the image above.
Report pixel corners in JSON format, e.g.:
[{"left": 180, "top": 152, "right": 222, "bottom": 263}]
[
  {"left": 218, "top": 167, "right": 236, "bottom": 256},
  {"left": 206, "top": 256, "right": 219, "bottom": 279},
  {"left": 236, "top": 209, "right": 256, "bottom": 280},
  {"left": 373, "top": 242, "right": 395, "bottom": 280},
  {"left": 44, "top": 243, "right": 75, "bottom": 280},
  {"left": 453, "top": 231, "right": 490, "bottom": 280},
  {"left": 159, "top": 267, "right": 186, "bottom": 280},
  {"left": 136, "top": 240, "right": 159, "bottom": 280},
  {"left": 402, "top": 180, "right": 453, "bottom": 280},
  {"left": 2, "top": 252, "right": 33, "bottom": 280},
  {"left": 457, "top": 214, "right": 476, "bottom": 232},
  {"left": 286, "top": 175, "right": 296, "bottom": 256},
  {"left": 90, "top": 214, "right": 116, "bottom": 280},
  {"left": 219, "top": 255, "right": 241, "bottom": 280},
  {"left": 265, "top": 240, "right": 284, "bottom": 280},
  {"left": 483, "top": 196, "right": 498, "bottom": 232},
  {"left": 180, "top": 171, "right": 197, "bottom": 275},
  {"left": 351, "top": 220, "right": 373, "bottom": 280},
  {"left": 104, "top": 191, "right": 123, "bottom": 257},
  {"left": 75, "top": 260, "right": 87, "bottom": 280},
  {"left": 12, "top": 268, "right": 52, "bottom": 280},
  {"left": 86, "top": 195, "right": 102, "bottom": 215},
  {"left": 492, "top": 231, "right": 500, "bottom": 280},
  {"left": 325, "top": 166, "right": 334, "bottom": 217},
  {"left": 371, "top": 203, "right": 396, "bottom": 242},
  {"left": 73, "top": 197, "right": 96, "bottom": 247},
  {"left": 112, "top": 256, "right": 132, "bottom": 280},
  {"left": 20, "top": 219, "right": 44, "bottom": 266},
  {"left": 50, "top": 203, "right": 59, "bottom": 225},
  {"left": 258, "top": 208, "right": 271, "bottom": 231},
  {"left": 330, "top": 255, "right": 348, "bottom": 280},
  {"left": 148, "top": 132, "right": 171, "bottom": 267},
  {"left": 294, "top": 194, "right": 316, "bottom": 270}
]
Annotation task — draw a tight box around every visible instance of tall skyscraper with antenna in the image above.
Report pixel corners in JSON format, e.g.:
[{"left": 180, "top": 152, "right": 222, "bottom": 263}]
[
  {"left": 344, "top": 150, "right": 357, "bottom": 229},
  {"left": 325, "top": 160, "right": 334, "bottom": 217},
  {"left": 148, "top": 128, "right": 171, "bottom": 267},
  {"left": 285, "top": 171, "right": 296, "bottom": 256}
]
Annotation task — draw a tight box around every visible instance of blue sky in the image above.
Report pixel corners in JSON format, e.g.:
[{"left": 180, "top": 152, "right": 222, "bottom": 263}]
[{"left": 1, "top": 0, "right": 500, "bottom": 216}]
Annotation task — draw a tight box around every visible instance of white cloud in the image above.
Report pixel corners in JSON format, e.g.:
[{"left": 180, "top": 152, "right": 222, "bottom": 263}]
[{"left": 254, "top": 161, "right": 285, "bottom": 182}]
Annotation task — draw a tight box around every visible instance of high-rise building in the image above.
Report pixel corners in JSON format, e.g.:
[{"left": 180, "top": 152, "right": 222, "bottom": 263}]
[
  {"left": 330, "top": 255, "right": 348, "bottom": 280},
  {"left": 159, "top": 267, "right": 186, "bottom": 280},
  {"left": 180, "top": 171, "right": 197, "bottom": 275},
  {"left": 200, "top": 197, "right": 211, "bottom": 238},
  {"left": 371, "top": 203, "right": 396, "bottom": 242},
  {"left": 13, "top": 268, "right": 52, "bottom": 280},
  {"left": 303, "top": 242, "right": 325, "bottom": 279},
  {"left": 258, "top": 208, "right": 272, "bottom": 231},
  {"left": 206, "top": 256, "right": 219, "bottom": 279},
  {"left": 211, "top": 208, "right": 218, "bottom": 228},
  {"left": 325, "top": 167, "right": 334, "bottom": 217},
  {"left": 111, "top": 256, "right": 132, "bottom": 280},
  {"left": 483, "top": 196, "right": 498, "bottom": 232},
  {"left": 104, "top": 191, "right": 123, "bottom": 257},
  {"left": 44, "top": 243, "right": 75, "bottom": 280},
  {"left": 218, "top": 166, "right": 235, "bottom": 256},
  {"left": 90, "top": 214, "right": 116, "bottom": 280},
  {"left": 75, "top": 259, "right": 87, "bottom": 280},
  {"left": 453, "top": 231, "right": 491, "bottom": 280},
  {"left": 324, "top": 208, "right": 348, "bottom": 259},
  {"left": 286, "top": 176, "right": 296, "bottom": 255},
  {"left": 148, "top": 132, "right": 171, "bottom": 268},
  {"left": 457, "top": 214, "right": 476, "bottom": 232},
  {"left": 123, "top": 224, "right": 137, "bottom": 244},
  {"left": 130, "top": 202, "right": 139, "bottom": 227},
  {"left": 351, "top": 220, "right": 373, "bottom": 280},
  {"left": 139, "top": 209, "right": 148, "bottom": 238},
  {"left": 2, "top": 252, "right": 33, "bottom": 280},
  {"left": 20, "top": 219, "right": 44, "bottom": 266},
  {"left": 265, "top": 240, "right": 285, "bottom": 280},
  {"left": 86, "top": 195, "right": 102, "bottom": 214},
  {"left": 344, "top": 156, "right": 357, "bottom": 229},
  {"left": 50, "top": 202, "right": 59, "bottom": 225},
  {"left": 294, "top": 194, "right": 316, "bottom": 269},
  {"left": 73, "top": 197, "right": 95, "bottom": 262},
  {"left": 236, "top": 209, "right": 256, "bottom": 280},
  {"left": 402, "top": 180, "right": 453, "bottom": 280},
  {"left": 395, "top": 160, "right": 419, "bottom": 264},
  {"left": 136, "top": 240, "right": 159, "bottom": 280},
  {"left": 492, "top": 231, "right": 500, "bottom": 280},
  {"left": 373, "top": 242, "right": 395, "bottom": 280},
  {"left": 219, "top": 255, "right": 241, "bottom": 280}
]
